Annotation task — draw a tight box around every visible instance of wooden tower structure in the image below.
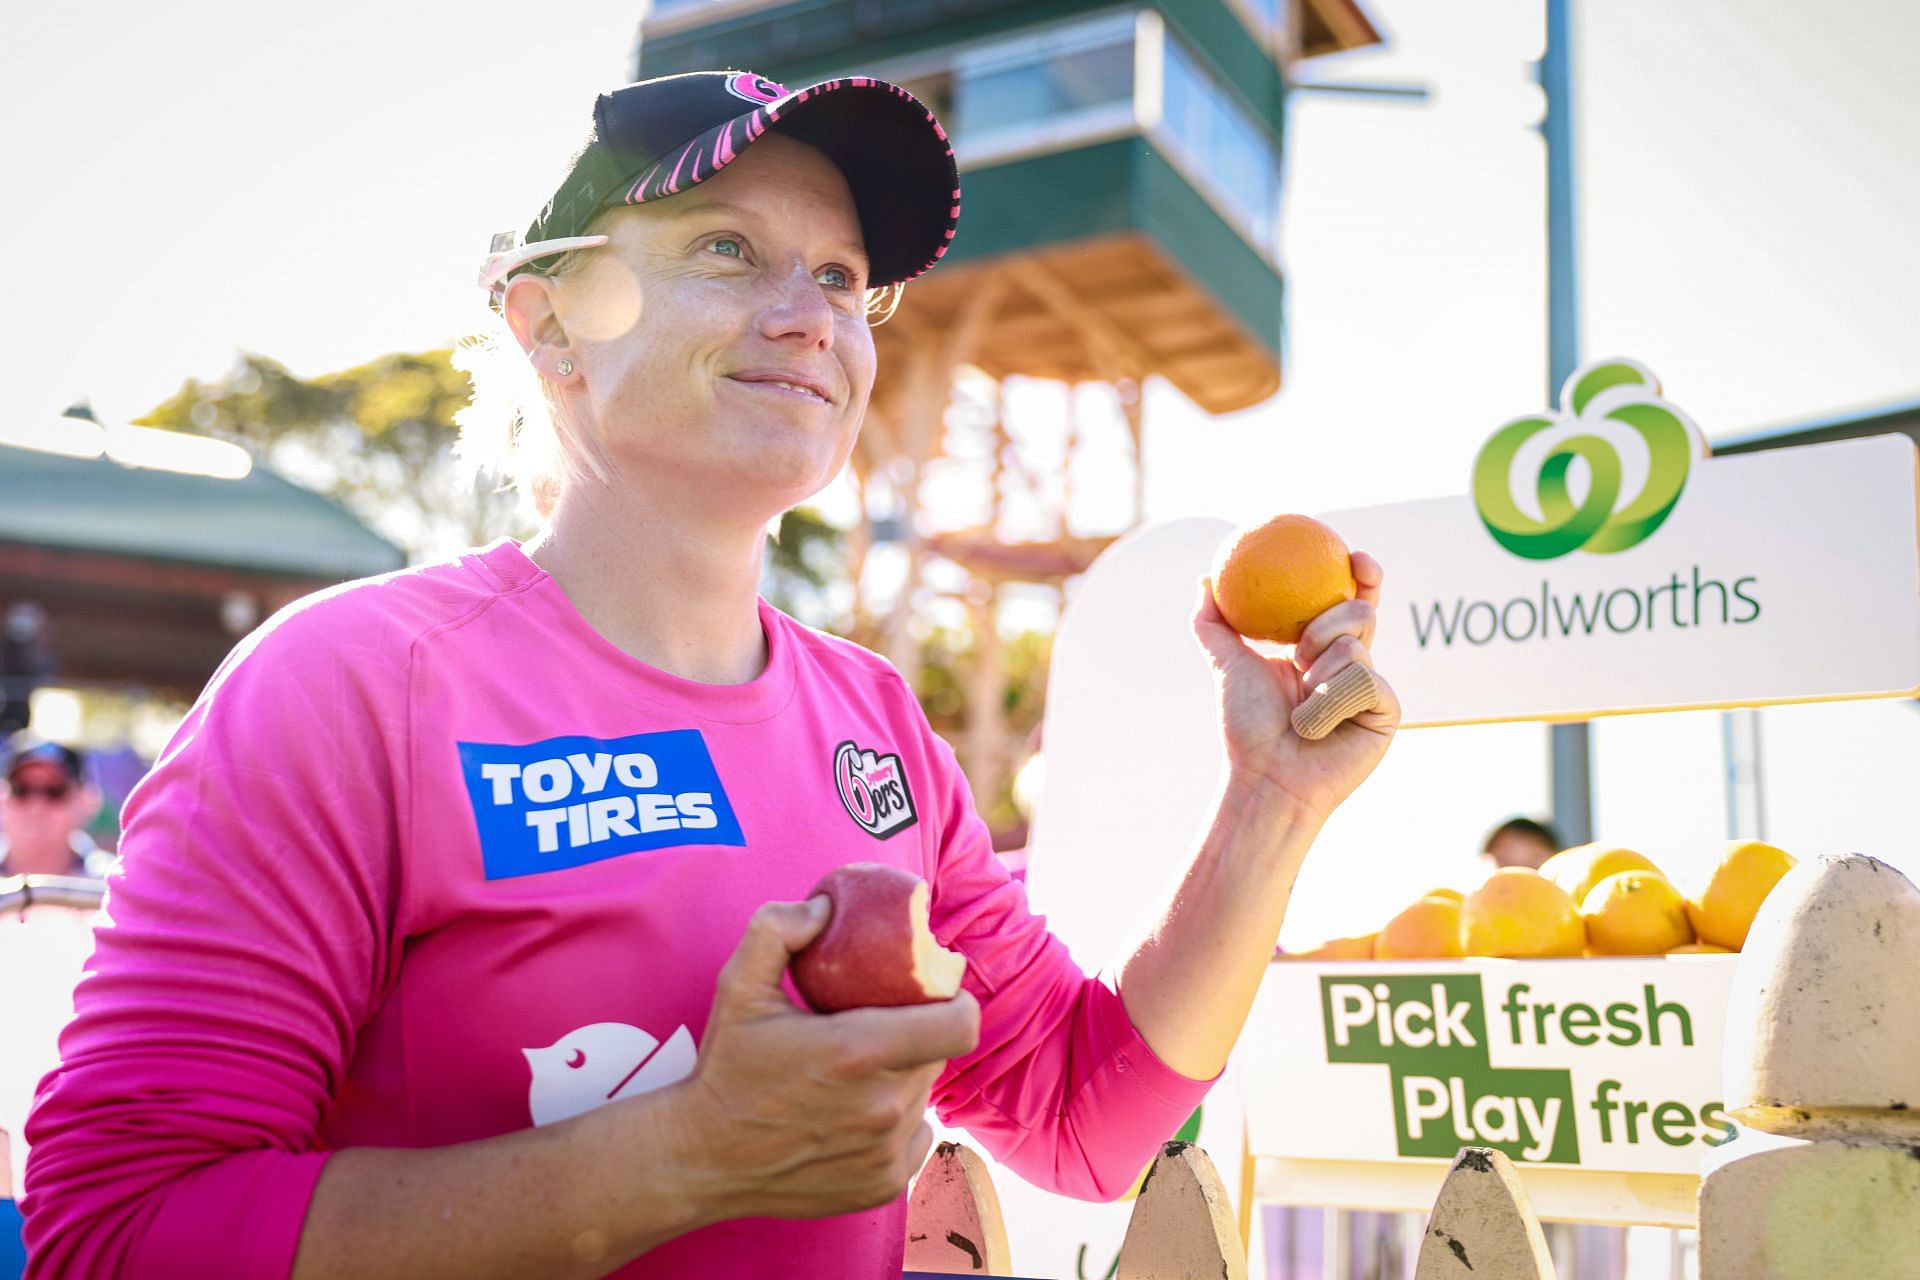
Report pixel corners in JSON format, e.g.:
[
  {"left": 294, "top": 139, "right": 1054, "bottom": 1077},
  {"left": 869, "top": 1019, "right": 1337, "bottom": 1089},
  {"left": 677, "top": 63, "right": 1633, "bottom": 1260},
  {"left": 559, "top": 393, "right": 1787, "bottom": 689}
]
[{"left": 637, "top": 0, "right": 1382, "bottom": 821}]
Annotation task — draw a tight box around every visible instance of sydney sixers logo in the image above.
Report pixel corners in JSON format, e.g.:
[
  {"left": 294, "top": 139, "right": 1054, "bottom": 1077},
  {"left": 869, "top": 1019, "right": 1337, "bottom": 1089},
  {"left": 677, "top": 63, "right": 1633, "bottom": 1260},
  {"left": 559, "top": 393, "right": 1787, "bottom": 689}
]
[
  {"left": 834, "top": 740, "right": 917, "bottom": 840},
  {"left": 725, "top": 72, "right": 788, "bottom": 105}
]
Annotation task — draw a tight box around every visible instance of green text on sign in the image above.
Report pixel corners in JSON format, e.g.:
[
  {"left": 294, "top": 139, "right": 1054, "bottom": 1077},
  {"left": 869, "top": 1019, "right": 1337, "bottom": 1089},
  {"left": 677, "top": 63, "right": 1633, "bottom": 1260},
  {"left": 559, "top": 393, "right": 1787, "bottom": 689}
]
[{"left": 1321, "top": 974, "right": 1579, "bottom": 1164}]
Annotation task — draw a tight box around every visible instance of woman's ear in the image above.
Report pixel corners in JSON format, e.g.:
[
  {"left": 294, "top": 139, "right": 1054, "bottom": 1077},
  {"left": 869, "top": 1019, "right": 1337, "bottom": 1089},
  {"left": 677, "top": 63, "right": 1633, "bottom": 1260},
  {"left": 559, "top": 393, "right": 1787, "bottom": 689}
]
[{"left": 501, "top": 274, "right": 576, "bottom": 378}]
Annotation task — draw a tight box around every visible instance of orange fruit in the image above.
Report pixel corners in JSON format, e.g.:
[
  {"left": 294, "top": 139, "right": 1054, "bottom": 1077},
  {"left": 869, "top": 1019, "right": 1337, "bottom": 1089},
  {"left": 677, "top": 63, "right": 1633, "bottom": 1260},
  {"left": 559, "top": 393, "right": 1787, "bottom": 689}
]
[
  {"left": 1376, "top": 896, "right": 1465, "bottom": 960},
  {"left": 1581, "top": 871, "right": 1694, "bottom": 955},
  {"left": 1686, "top": 840, "right": 1796, "bottom": 950},
  {"left": 1210, "top": 514, "right": 1356, "bottom": 645},
  {"left": 1539, "top": 843, "right": 1664, "bottom": 907},
  {"left": 1282, "top": 932, "right": 1377, "bottom": 961},
  {"left": 1460, "top": 868, "right": 1584, "bottom": 958},
  {"left": 1424, "top": 887, "right": 1466, "bottom": 903},
  {"left": 1666, "top": 942, "right": 1734, "bottom": 954}
]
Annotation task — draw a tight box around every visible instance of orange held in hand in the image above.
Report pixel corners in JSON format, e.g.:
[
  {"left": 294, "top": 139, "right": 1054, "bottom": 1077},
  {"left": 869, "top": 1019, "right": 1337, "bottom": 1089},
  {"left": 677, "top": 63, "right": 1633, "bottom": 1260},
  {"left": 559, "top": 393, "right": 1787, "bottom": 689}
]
[{"left": 1211, "top": 514, "right": 1356, "bottom": 646}]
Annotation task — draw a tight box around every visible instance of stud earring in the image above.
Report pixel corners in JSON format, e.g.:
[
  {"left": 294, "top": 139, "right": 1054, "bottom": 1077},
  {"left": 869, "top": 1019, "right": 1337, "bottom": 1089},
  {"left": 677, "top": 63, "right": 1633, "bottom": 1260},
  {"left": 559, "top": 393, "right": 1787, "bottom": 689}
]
[{"left": 556, "top": 359, "right": 574, "bottom": 377}]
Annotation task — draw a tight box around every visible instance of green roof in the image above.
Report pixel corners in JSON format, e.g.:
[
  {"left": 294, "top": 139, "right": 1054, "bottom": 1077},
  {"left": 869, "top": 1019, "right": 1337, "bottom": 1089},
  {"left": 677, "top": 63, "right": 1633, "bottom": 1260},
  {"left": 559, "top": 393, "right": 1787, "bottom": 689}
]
[{"left": 0, "top": 444, "right": 406, "bottom": 581}]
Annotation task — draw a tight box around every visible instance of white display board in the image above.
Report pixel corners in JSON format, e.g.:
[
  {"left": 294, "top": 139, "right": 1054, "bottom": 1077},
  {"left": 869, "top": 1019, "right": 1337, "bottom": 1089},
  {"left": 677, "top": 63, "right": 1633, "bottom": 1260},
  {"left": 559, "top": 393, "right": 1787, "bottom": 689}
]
[
  {"left": 1244, "top": 957, "right": 1736, "bottom": 1177},
  {"left": 935, "top": 517, "right": 1248, "bottom": 1279},
  {"left": 1025, "top": 516, "right": 1233, "bottom": 976}
]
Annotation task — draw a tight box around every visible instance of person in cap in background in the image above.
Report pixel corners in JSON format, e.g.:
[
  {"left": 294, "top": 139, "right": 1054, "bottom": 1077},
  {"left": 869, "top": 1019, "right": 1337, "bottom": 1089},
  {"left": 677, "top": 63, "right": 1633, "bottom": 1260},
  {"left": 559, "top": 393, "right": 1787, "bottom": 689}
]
[
  {"left": 0, "top": 736, "right": 111, "bottom": 880},
  {"left": 1483, "top": 815, "right": 1562, "bottom": 870},
  {"left": 25, "top": 71, "right": 1395, "bottom": 1279}
]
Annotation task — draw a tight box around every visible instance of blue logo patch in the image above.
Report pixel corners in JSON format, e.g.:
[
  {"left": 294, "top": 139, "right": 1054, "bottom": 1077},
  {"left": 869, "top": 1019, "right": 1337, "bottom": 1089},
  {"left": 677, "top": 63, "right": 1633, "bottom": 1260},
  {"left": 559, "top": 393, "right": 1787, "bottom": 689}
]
[{"left": 457, "top": 729, "right": 745, "bottom": 880}]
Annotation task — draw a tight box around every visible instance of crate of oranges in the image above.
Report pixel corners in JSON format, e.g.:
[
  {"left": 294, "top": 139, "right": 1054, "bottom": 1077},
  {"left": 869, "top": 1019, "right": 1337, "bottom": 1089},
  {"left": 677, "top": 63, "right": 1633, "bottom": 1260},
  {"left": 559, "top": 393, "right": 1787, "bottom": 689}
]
[
  {"left": 1241, "top": 842, "right": 1799, "bottom": 1197},
  {"left": 1280, "top": 839, "right": 1795, "bottom": 961}
]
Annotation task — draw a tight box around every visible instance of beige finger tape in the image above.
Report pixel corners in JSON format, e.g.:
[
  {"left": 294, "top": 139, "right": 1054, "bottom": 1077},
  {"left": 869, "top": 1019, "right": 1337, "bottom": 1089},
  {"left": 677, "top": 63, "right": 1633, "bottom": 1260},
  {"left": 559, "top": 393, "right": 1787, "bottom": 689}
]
[{"left": 1291, "top": 663, "right": 1382, "bottom": 741}]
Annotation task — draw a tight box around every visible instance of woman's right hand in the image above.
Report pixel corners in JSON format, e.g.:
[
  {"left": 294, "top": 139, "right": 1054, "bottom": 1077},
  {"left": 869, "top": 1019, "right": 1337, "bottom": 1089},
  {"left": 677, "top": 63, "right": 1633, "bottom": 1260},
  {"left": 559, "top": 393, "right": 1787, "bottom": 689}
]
[{"left": 663, "top": 897, "right": 981, "bottom": 1221}]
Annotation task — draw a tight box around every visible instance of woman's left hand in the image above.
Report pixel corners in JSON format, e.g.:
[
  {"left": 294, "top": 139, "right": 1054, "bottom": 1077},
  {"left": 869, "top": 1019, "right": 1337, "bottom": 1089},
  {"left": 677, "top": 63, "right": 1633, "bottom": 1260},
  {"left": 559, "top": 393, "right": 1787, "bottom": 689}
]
[{"left": 1191, "top": 552, "right": 1401, "bottom": 824}]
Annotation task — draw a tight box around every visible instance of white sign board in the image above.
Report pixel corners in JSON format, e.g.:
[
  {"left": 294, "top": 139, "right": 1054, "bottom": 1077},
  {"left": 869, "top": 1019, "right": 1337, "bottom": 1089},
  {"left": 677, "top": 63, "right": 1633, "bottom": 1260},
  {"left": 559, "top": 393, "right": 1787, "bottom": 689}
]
[
  {"left": 0, "top": 903, "right": 103, "bottom": 1194},
  {"left": 935, "top": 518, "right": 1246, "bottom": 1280},
  {"left": 1243, "top": 957, "right": 1736, "bottom": 1178},
  {"left": 1331, "top": 419, "right": 1920, "bottom": 726},
  {"left": 1026, "top": 517, "right": 1233, "bottom": 975}
]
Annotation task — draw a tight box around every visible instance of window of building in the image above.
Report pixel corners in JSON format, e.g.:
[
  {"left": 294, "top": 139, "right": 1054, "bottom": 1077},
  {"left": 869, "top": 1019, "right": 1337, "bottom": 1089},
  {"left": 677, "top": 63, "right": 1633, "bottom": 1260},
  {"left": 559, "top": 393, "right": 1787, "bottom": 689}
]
[
  {"left": 1153, "top": 33, "right": 1281, "bottom": 253},
  {"left": 949, "top": 12, "right": 1138, "bottom": 160}
]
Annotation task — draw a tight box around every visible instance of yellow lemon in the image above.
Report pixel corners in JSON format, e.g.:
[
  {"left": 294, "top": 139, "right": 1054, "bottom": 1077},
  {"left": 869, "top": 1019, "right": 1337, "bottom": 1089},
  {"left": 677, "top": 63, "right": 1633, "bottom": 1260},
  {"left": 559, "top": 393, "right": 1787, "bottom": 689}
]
[
  {"left": 1540, "top": 843, "right": 1664, "bottom": 907},
  {"left": 1687, "top": 840, "right": 1797, "bottom": 950},
  {"left": 1375, "top": 896, "right": 1466, "bottom": 960},
  {"left": 1282, "top": 932, "right": 1377, "bottom": 961},
  {"left": 1460, "top": 869, "right": 1585, "bottom": 958},
  {"left": 1666, "top": 942, "right": 1734, "bottom": 954},
  {"left": 1582, "top": 871, "right": 1695, "bottom": 955}
]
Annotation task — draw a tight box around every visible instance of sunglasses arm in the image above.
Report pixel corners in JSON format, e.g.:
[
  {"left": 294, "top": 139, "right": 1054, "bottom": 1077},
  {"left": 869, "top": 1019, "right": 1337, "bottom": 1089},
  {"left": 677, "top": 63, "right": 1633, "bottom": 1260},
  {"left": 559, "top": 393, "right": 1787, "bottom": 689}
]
[{"left": 478, "top": 235, "right": 612, "bottom": 304}]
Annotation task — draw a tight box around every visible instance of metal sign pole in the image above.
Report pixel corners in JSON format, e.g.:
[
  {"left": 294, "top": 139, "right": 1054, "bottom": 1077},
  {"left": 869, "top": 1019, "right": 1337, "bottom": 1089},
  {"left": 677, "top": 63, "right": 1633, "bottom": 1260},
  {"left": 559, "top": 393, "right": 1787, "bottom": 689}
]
[{"left": 1541, "top": 0, "right": 1594, "bottom": 847}]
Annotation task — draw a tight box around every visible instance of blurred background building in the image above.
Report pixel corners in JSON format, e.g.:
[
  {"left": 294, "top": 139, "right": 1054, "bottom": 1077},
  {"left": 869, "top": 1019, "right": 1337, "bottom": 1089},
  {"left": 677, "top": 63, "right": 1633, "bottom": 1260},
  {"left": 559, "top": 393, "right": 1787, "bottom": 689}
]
[{"left": 0, "top": 402, "right": 402, "bottom": 845}]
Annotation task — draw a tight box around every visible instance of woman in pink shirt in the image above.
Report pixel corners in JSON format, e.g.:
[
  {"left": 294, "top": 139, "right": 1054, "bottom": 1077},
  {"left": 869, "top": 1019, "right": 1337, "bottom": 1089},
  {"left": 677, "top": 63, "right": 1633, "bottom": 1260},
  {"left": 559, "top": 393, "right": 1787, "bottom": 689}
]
[{"left": 23, "top": 72, "right": 1398, "bottom": 1279}]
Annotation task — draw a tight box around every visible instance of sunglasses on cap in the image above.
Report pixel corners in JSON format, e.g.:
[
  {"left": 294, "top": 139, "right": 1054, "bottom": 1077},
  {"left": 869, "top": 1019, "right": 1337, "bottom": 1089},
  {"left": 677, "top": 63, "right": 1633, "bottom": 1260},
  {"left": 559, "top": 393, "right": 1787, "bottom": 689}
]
[
  {"left": 9, "top": 780, "right": 72, "bottom": 802},
  {"left": 479, "top": 71, "right": 958, "bottom": 315}
]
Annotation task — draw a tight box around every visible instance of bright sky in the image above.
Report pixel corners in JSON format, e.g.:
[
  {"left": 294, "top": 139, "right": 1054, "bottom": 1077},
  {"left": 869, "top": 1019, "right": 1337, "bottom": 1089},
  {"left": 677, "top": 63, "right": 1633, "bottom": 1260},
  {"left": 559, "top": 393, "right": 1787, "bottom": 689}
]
[{"left": 5, "top": 0, "right": 1918, "bottom": 915}]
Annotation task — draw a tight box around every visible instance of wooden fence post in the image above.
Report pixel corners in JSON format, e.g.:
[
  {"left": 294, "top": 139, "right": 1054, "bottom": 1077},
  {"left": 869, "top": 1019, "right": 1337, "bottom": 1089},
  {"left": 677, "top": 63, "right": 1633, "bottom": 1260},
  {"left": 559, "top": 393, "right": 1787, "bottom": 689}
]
[
  {"left": 1413, "top": 1146, "right": 1556, "bottom": 1280},
  {"left": 904, "top": 1142, "right": 1012, "bottom": 1275},
  {"left": 1114, "top": 1141, "right": 1247, "bottom": 1280}
]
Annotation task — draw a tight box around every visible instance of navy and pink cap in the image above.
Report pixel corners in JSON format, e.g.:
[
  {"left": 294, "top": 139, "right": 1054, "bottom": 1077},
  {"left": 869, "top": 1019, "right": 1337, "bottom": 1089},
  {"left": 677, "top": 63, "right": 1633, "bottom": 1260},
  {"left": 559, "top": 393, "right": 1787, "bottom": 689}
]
[{"left": 481, "top": 70, "right": 960, "bottom": 301}]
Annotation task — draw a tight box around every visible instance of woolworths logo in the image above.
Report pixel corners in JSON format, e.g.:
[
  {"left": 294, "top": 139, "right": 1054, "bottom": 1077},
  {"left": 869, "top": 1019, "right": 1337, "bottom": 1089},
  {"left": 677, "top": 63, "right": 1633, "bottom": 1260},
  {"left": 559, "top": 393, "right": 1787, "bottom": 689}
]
[{"left": 1473, "top": 359, "right": 1698, "bottom": 561}]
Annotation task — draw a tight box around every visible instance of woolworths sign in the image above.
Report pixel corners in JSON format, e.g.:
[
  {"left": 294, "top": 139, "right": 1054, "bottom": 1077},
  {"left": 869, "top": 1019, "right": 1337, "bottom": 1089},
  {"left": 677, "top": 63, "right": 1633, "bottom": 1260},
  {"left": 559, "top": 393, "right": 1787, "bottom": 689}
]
[
  {"left": 1326, "top": 359, "right": 1920, "bottom": 725},
  {"left": 1245, "top": 959, "right": 1736, "bottom": 1176}
]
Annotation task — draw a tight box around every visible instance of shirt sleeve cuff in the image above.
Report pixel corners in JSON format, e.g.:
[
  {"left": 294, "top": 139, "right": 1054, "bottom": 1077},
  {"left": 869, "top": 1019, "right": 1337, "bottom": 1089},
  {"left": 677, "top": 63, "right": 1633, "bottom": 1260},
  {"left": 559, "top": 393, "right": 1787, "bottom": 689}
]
[{"left": 135, "top": 1149, "right": 329, "bottom": 1279}]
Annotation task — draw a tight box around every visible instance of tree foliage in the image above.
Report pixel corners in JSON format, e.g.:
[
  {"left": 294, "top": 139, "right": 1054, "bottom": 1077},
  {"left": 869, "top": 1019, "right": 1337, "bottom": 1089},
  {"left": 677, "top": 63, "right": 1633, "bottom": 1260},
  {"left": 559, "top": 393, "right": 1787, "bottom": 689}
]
[{"left": 138, "top": 350, "right": 523, "bottom": 559}]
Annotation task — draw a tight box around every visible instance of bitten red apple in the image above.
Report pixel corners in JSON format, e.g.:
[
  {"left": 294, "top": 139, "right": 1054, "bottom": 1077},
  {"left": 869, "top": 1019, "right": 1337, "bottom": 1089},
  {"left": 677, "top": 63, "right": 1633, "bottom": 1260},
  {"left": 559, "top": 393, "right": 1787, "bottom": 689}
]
[{"left": 791, "top": 863, "right": 967, "bottom": 1013}]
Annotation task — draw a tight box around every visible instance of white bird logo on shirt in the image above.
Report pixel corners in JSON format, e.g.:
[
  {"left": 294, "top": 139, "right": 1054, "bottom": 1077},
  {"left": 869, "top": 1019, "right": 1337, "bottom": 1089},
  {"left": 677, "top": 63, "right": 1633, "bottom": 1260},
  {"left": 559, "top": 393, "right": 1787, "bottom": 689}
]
[{"left": 523, "top": 1021, "right": 698, "bottom": 1127}]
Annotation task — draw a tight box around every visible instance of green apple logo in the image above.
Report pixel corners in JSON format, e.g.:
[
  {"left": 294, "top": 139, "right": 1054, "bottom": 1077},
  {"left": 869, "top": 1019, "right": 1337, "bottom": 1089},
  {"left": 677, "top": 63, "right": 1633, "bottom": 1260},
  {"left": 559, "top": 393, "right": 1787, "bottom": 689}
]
[{"left": 1473, "top": 360, "right": 1698, "bottom": 560}]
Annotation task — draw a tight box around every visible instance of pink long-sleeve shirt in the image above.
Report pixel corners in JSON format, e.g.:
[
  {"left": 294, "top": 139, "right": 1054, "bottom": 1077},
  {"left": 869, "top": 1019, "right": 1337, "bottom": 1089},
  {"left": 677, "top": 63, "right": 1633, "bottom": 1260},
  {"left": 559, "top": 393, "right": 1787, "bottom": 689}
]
[{"left": 22, "top": 539, "right": 1211, "bottom": 1278}]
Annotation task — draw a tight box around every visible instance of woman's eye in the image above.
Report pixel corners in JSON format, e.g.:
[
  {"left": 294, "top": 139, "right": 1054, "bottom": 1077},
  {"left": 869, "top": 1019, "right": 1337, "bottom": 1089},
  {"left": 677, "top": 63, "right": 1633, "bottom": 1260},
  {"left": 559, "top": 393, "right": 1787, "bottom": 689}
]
[
  {"left": 818, "top": 266, "right": 851, "bottom": 289},
  {"left": 709, "top": 237, "right": 745, "bottom": 259}
]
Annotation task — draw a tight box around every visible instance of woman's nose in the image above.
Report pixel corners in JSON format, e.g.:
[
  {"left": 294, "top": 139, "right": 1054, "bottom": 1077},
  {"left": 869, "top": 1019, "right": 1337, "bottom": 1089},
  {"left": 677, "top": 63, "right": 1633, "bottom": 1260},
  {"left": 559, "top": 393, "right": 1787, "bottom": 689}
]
[{"left": 757, "top": 265, "right": 835, "bottom": 348}]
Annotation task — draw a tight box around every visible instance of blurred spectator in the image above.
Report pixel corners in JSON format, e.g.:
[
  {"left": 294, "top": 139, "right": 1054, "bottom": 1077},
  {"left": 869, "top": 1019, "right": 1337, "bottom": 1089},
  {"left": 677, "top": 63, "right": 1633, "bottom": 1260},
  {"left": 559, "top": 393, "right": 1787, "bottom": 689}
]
[
  {"left": 1482, "top": 815, "right": 1561, "bottom": 870},
  {"left": 0, "top": 737, "right": 113, "bottom": 879}
]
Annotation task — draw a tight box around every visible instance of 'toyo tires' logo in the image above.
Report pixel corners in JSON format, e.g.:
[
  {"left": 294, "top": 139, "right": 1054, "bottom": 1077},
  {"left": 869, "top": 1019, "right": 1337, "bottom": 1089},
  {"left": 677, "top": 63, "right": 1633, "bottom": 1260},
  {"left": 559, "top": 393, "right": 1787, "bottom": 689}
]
[
  {"left": 1473, "top": 359, "right": 1702, "bottom": 561},
  {"left": 833, "top": 740, "right": 917, "bottom": 840}
]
